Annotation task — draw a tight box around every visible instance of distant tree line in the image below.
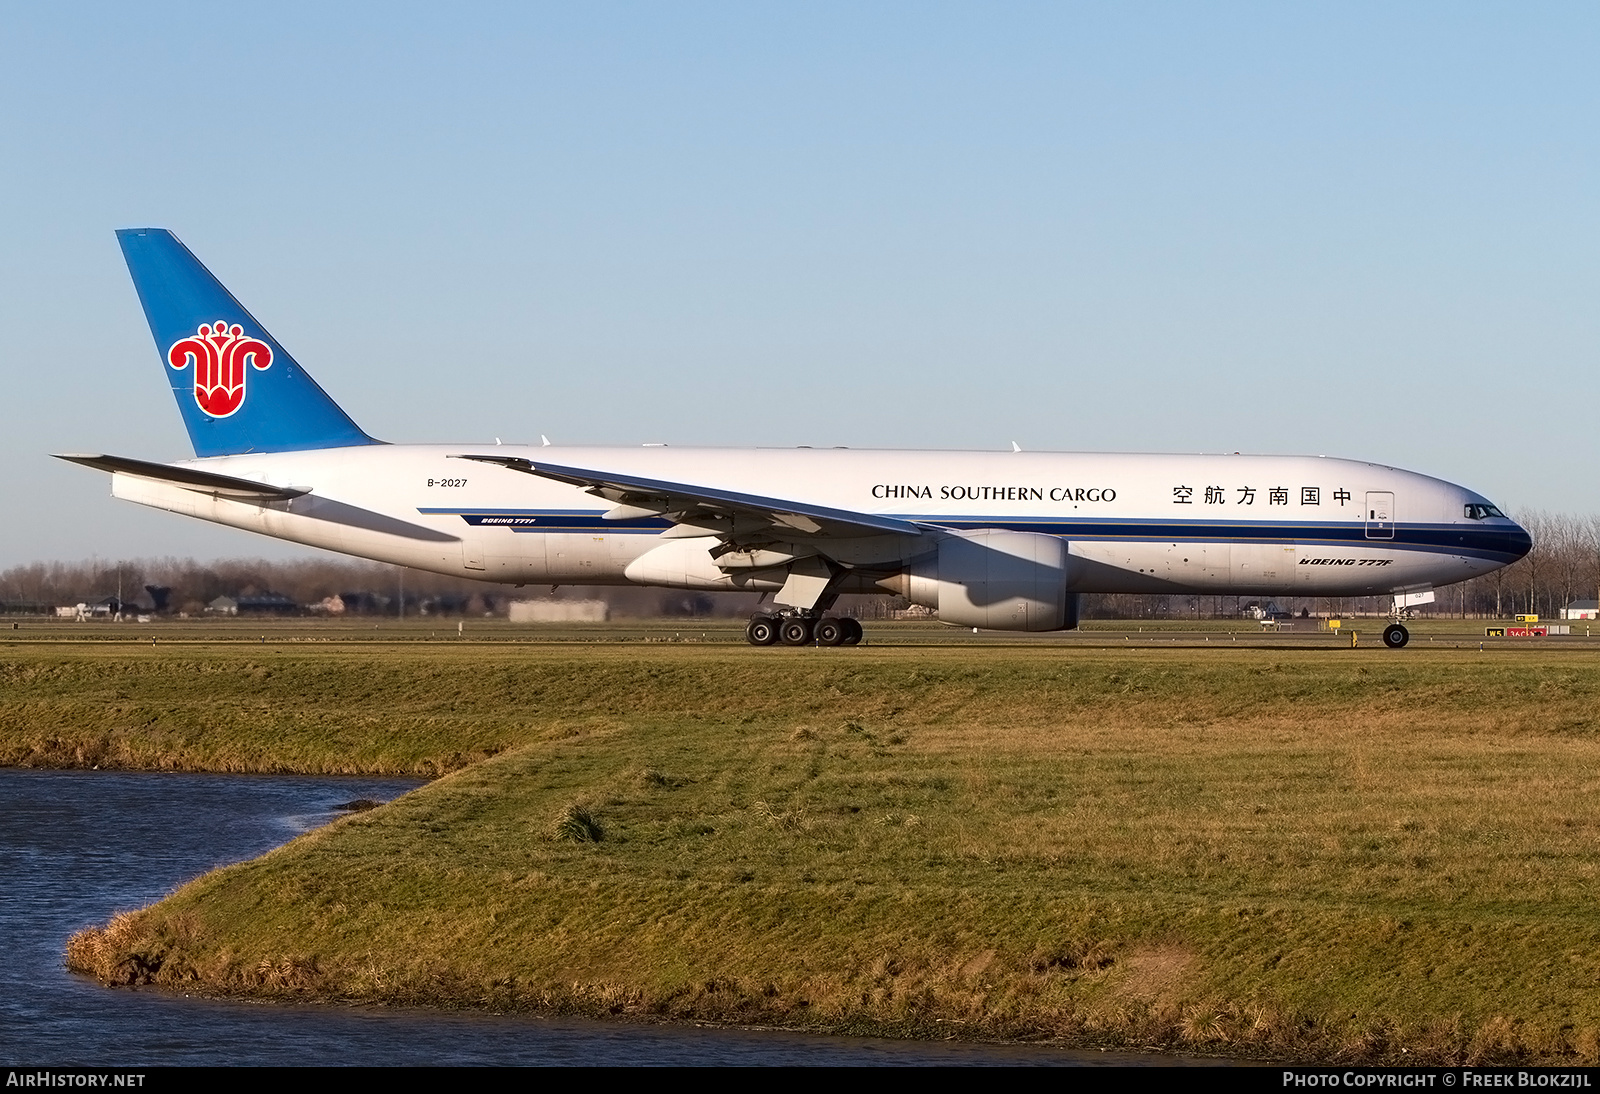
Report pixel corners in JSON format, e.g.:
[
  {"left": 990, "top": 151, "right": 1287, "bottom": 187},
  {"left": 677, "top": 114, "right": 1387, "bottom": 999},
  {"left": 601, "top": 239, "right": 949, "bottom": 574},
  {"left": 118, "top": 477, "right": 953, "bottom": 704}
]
[{"left": 1, "top": 510, "right": 1592, "bottom": 621}]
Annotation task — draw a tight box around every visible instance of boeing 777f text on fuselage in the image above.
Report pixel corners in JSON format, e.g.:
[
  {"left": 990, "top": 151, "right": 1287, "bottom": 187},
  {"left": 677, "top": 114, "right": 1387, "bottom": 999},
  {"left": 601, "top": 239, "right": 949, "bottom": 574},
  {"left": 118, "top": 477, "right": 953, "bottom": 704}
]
[{"left": 60, "top": 229, "right": 1532, "bottom": 649}]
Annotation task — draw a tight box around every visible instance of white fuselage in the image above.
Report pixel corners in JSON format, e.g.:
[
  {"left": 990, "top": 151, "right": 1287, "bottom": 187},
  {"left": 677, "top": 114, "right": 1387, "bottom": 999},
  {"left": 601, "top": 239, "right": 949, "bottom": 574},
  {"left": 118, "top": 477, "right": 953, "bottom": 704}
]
[{"left": 106, "top": 444, "right": 1528, "bottom": 600}]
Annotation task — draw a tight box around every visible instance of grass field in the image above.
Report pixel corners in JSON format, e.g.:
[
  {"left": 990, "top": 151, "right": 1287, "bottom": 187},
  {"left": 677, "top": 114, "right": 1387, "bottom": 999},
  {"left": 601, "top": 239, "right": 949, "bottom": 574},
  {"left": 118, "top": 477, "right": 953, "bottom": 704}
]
[{"left": 20, "top": 620, "right": 1600, "bottom": 1062}]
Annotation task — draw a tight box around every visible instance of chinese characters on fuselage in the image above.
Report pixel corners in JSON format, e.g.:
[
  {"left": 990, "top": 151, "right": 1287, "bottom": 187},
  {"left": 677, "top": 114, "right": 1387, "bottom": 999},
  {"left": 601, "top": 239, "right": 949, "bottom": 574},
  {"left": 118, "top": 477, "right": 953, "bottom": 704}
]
[{"left": 1173, "top": 486, "right": 1354, "bottom": 506}]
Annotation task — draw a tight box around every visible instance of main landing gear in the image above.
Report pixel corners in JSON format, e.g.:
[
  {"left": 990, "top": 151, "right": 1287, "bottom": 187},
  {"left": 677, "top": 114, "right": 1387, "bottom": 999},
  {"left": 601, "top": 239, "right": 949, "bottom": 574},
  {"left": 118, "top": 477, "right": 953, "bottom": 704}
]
[{"left": 746, "top": 612, "right": 864, "bottom": 647}]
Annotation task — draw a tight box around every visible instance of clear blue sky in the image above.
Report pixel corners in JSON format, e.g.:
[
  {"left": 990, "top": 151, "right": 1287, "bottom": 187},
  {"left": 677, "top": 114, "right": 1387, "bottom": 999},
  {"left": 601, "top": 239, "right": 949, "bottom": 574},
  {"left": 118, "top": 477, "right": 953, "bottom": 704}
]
[{"left": 3, "top": 2, "right": 1597, "bottom": 566}]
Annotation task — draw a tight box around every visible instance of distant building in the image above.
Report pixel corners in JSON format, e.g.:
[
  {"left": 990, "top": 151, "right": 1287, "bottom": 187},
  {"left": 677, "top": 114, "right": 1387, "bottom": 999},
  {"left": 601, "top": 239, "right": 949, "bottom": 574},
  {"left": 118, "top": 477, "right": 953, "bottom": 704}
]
[
  {"left": 1563, "top": 600, "right": 1599, "bottom": 620},
  {"left": 508, "top": 599, "right": 609, "bottom": 623},
  {"left": 55, "top": 597, "right": 131, "bottom": 620}
]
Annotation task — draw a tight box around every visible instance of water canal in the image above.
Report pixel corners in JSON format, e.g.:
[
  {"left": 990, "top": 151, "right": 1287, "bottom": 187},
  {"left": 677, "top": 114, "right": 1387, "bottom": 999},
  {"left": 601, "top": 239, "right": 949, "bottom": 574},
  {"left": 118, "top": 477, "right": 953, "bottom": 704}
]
[{"left": 1, "top": 768, "right": 1212, "bottom": 1065}]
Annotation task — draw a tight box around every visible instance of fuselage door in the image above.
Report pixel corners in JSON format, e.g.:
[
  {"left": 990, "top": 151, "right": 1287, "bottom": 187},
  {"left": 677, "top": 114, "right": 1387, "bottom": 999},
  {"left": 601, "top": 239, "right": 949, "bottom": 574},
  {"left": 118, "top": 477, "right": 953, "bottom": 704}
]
[{"left": 1364, "top": 491, "right": 1394, "bottom": 540}]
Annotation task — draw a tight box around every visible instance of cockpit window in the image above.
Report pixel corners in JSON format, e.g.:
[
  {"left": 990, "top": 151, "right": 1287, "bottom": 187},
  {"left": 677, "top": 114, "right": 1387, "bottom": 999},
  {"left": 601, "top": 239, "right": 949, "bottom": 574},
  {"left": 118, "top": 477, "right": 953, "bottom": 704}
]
[{"left": 1464, "top": 503, "right": 1506, "bottom": 520}]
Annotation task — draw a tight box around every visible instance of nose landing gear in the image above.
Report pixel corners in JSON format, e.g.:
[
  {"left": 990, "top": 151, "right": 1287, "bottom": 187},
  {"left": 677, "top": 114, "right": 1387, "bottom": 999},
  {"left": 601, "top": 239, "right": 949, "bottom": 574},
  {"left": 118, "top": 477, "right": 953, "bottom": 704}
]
[{"left": 1382, "top": 623, "right": 1410, "bottom": 648}]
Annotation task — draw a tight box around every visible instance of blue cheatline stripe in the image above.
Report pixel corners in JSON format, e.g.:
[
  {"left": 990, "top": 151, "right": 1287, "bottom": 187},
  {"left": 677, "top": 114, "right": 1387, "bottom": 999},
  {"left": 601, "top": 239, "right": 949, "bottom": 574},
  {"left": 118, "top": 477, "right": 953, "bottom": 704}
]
[
  {"left": 415, "top": 508, "right": 1530, "bottom": 564},
  {"left": 417, "top": 507, "right": 673, "bottom": 533},
  {"left": 922, "top": 519, "right": 1529, "bottom": 564}
]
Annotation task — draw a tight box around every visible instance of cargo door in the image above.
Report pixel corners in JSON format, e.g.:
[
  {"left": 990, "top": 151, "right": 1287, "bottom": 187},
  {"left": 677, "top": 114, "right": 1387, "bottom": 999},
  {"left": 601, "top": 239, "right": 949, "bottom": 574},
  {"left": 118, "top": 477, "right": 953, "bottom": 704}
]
[{"left": 1233, "top": 544, "right": 1294, "bottom": 591}]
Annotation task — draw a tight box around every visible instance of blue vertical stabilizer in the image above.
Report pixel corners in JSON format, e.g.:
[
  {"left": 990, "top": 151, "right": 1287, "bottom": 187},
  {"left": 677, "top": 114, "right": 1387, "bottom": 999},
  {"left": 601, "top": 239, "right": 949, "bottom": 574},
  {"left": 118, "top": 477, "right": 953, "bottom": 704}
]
[{"left": 117, "top": 228, "right": 381, "bottom": 457}]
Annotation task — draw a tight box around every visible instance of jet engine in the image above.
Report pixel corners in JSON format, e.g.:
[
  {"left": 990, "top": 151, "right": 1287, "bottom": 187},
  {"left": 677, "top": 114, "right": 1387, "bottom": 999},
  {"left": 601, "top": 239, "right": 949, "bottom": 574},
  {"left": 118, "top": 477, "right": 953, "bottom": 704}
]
[{"left": 887, "top": 529, "right": 1079, "bottom": 631}]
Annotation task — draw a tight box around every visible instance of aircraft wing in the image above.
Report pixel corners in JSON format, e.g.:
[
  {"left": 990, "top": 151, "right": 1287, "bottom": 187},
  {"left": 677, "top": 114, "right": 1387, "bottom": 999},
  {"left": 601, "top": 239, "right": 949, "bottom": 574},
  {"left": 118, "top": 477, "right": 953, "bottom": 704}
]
[
  {"left": 451, "top": 454, "right": 927, "bottom": 540},
  {"left": 53, "top": 453, "right": 310, "bottom": 502}
]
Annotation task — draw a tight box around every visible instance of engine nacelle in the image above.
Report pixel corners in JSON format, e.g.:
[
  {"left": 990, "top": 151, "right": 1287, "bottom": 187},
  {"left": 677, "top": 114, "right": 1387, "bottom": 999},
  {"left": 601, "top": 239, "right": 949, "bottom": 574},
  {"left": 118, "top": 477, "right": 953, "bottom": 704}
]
[{"left": 900, "top": 529, "right": 1078, "bottom": 631}]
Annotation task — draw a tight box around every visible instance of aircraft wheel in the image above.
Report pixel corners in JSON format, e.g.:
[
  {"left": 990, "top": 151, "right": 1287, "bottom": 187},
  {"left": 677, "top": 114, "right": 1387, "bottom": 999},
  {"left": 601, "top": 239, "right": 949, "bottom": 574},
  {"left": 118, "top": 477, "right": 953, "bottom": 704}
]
[
  {"left": 779, "top": 617, "right": 815, "bottom": 646},
  {"left": 1383, "top": 623, "right": 1410, "bottom": 649},
  {"left": 840, "top": 618, "right": 863, "bottom": 645},
  {"left": 746, "top": 615, "right": 779, "bottom": 646},
  {"left": 814, "top": 617, "right": 846, "bottom": 646}
]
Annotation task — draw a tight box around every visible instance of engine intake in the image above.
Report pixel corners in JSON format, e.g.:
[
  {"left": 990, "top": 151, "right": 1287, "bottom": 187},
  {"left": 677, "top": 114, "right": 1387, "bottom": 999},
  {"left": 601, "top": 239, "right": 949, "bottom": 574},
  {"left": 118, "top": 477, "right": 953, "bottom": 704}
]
[{"left": 896, "top": 529, "right": 1078, "bottom": 631}]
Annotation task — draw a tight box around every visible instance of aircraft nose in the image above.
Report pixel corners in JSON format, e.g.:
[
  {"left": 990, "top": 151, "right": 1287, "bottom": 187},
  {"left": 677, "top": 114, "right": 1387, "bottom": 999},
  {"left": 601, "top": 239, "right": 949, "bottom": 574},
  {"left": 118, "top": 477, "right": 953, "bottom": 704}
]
[{"left": 1504, "top": 519, "right": 1533, "bottom": 561}]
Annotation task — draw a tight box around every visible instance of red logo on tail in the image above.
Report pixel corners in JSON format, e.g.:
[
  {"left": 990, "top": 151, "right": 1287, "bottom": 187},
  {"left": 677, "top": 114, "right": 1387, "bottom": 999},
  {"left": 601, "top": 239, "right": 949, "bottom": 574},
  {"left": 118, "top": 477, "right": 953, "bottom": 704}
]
[{"left": 166, "top": 322, "right": 273, "bottom": 418}]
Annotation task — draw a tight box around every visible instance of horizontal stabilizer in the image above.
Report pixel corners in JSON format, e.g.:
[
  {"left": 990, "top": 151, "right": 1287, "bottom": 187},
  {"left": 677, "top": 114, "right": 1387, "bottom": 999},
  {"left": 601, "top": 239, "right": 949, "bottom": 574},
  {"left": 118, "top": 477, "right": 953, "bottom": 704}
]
[
  {"left": 451, "top": 455, "right": 927, "bottom": 540},
  {"left": 54, "top": 453, "right": 309, "bottom": 502}
]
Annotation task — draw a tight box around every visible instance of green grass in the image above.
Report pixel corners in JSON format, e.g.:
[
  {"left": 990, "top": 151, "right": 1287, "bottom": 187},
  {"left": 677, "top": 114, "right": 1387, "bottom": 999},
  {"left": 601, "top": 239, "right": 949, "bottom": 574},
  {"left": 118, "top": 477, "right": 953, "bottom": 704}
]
[{"left": 32, "top": 628, "right": 1600, "bottom": 1062}]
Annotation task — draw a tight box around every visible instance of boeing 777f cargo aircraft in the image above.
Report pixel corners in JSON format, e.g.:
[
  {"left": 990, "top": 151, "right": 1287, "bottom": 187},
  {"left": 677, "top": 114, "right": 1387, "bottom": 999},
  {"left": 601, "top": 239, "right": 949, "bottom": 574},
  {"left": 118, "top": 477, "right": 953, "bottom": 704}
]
[{"left": 59, "top": 229, "right": 1531, "bottom": 649}]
